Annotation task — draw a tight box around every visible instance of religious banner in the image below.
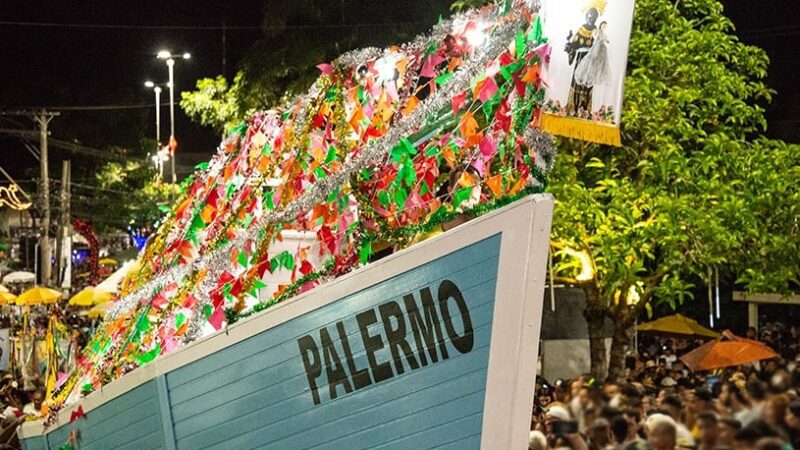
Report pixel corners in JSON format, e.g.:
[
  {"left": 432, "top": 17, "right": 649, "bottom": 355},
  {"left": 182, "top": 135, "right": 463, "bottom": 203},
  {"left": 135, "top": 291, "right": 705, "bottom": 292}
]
[{"left": 540, "top": 0, "right": 636, "bottom": 146}]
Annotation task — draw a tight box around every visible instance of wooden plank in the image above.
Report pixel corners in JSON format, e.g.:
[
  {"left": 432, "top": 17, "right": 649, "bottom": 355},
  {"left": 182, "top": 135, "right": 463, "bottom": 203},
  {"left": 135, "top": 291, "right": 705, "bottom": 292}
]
[
  {"left": 167, "top": 255, "right": 498, "bottom": 390},
  {"left": 177, "top": 352, "right": 491, "bottom": 449},
  {"left": 155, "top": 375, "right": 177, "bottom": 450},
  {"left": 171, "top": 301, "right": 494, "bottom": 433},
  {"left": 167, "top": 262, "right": 497, "bottom": 407},
  {"left": 21, "top": 435, "right": 47, "bottom": 450},
  {"left": 732, "top": 291, "right": 800, "bottom": 305},
  {"left": 42, "top": 381, "right": 162, "bottom": 450},
  {"left": 171, "top": 237, "right": 500, "bottom": 449}
]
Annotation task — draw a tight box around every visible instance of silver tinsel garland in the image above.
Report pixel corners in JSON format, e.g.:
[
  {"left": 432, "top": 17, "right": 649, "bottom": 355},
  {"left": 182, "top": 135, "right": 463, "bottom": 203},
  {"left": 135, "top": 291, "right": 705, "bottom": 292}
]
[{"left": 107, "top": 6, "right": 529, "bottom": 348}]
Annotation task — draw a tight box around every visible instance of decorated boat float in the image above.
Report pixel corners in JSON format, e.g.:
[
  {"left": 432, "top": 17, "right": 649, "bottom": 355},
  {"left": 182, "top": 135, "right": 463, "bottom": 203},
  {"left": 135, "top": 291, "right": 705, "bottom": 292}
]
[
  {"left": 21, "top": 195, "right": 552, "bottom": 449},
  {"left": 21, "top": 0, "right": 637, "bottom": 447}
]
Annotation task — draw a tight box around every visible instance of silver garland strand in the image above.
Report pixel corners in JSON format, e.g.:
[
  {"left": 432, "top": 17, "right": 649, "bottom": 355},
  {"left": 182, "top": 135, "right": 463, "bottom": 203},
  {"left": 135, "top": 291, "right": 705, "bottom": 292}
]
[
  {"left": 180, "top": 12, "right": 525, "bottom": 342},
  {"left": 108, "top": 8, "right": 525, "bottom": 334}
]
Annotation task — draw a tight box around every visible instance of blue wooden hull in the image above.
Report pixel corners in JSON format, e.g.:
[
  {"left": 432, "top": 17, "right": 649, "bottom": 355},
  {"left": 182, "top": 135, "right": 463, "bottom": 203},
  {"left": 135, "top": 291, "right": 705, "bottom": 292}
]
[{"left": 22, "top": 195, "right": 553, "bottom": 450}]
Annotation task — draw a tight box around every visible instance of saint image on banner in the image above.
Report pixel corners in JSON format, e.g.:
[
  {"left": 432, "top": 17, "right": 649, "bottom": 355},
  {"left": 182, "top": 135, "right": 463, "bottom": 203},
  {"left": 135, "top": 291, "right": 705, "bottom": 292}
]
[{"left": 540, "top": 0, "right": 636, "bottom": 146}]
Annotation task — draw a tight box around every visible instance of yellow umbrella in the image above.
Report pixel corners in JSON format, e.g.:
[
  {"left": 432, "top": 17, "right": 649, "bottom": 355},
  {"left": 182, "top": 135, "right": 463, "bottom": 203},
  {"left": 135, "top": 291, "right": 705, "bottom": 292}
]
[
  {"left": 16, "top": 287, "right": 63, "bottom": 306},
  {"left": 68, "top": 287, "right": 113, "bottom": 307},
  {"left": 0, "top": 292, "right": 17, "bottom": 304},
  {"left": 99, "top": 258, "right": 118, "bottom": 267},
  {"left": 637, "top": 313, "right": 720, "bottom": 339},
  {"left": 87, "top": 301, "right": 110, "bottom": 319}
]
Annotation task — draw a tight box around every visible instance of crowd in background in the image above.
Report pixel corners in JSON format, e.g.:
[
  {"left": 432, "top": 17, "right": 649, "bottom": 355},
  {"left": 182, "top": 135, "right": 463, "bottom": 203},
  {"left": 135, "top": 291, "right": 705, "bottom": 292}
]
[
  {"left": 0, "top": 308, "right": 93, "bottom": 448},
  {"left": 531, "top": 322, "right": 800, "bottom": 450}
]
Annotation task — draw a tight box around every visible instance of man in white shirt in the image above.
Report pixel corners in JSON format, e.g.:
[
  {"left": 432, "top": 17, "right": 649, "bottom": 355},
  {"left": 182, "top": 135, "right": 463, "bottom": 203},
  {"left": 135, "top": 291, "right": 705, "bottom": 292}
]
[{"left": 21, "top": 390, "right": 43, "bottom": 417}]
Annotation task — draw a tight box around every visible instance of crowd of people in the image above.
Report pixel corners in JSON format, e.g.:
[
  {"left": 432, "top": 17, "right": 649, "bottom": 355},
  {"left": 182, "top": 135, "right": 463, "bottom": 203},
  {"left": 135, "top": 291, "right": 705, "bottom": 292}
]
[
  {"left": 0, "top": 308, "right": 93, "bottom": 448},
  {"left": 531, "top": 322, "right": 800, "bottom": 450}
]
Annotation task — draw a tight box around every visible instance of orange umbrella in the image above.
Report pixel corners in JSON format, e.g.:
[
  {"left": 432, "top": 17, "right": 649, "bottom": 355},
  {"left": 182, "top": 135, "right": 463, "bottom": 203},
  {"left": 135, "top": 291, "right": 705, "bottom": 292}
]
[
  {"left": 680, "top": 331, "right": 778, "bottom": 371},
  {"left": 637, "top": 313, "right": 720, "bottom": 339}
]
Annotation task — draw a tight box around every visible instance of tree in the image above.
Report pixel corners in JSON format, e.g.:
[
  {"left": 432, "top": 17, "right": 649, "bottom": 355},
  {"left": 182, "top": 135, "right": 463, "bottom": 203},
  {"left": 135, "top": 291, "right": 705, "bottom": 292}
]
[
  {"left": 548, "top": 0, "right": 800, "bottom": 380},
  {"left": 77, "top": 161, "right": 178, "bottom": 234},
  {"left": 181, "top": 0, "right": 456, "bottom": 125},
  {"left": 180, "top": 75, "right": 243, "bottom": 134}
]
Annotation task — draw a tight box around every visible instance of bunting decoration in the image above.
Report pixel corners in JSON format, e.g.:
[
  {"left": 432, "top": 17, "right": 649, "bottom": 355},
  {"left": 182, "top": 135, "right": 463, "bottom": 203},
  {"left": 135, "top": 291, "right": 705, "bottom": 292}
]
[
  {"left": 44, "top": 0, "right": 558, "bottom": 420},
  {"left": 539, "top": 0, "right": 636, "bottom": 146}
]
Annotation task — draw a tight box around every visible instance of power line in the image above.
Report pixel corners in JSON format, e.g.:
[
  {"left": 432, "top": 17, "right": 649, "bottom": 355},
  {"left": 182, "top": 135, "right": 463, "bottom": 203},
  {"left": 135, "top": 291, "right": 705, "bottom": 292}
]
[
  {"left": 69, "top": 182, "right": 134, "bottom": 195},
  {"left": 42, "top": 104, "right": 154, "bottom": 111},
  {"left": 0, "top": 20, "right": 424, "bottom": 31},
  {"left": 0, "top": 20, "right": 260, "bottom": 30},
  {"left": 3, "top": 104, "right": 155, "bottom": 112},
  {"left": 0, "top": 128, "right": 143, "bottom": 162}
]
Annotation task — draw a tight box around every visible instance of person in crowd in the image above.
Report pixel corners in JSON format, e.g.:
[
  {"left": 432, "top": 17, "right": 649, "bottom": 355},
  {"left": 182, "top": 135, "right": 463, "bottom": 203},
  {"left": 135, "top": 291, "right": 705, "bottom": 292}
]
[
  {"left": 21, "top": 389, "right": 43, "bottom": 417},
  {"left": 663, "top": 347, "right": 677, "bottom": 367},
  {"left": 785, "top": 401, "right": 800, "bottom": 450},
  {"left": 755, "top": 437, "right": 785, "bottom": 450},
  {"left": 688, "top": 388, "right": 717, "bottom": 436},
  {"left": 735, "top": 421, "right": 773, "bottom": 450},
  {"left": 646, "top": 414, "right": 678, "bottom": 450},
  {"left": 610, "top": 414, "right": 632, "bottom": 449},
  {"left": 762, "top": 394, "right": 790, "bottom": 438},
  {"left": 570, "top": 378, "right": 589, "bottom": 430},
  {"left": 554, "top": 379, "right": 571, "bottom": 405},
  {"left": 719, "top": 382, "right": 751, "bottom": 423},
  {"left": 696, "top": 411, "right": 719, "bottom": 450},
  {"left": 545, "top": 404, "right": 589, "bottom": 450},
  {"left": 530, "top": 430, "right": 549, "bottom": 450},
  {"left": 718, "top": 417, "right": 742, "bottom": 449},
  {"left": 623, "top": 408, "right": 644, "bottom": 444},
  {"left": 587, "top": 418, "right": 611, "bottom": 450},
  {"left": 741, "top": 380, "right": 768, "bottom": 426},
  {"left": 661, "top": 394, "right": 695, "bottom": 446}
]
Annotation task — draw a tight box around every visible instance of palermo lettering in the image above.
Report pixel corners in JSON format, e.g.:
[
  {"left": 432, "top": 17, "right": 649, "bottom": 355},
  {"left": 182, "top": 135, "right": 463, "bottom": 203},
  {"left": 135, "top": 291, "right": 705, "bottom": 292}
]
[{"left": 296, "top": 279, "right": 474, "bottom": 405}]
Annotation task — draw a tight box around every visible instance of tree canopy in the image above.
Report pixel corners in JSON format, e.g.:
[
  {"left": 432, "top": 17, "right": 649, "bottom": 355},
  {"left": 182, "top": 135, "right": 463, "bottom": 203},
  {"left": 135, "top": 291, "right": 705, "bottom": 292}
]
[
  {"left": 182, "top": 0, "right": 455, "bottom": 131},
  {"left": 548, "top": 0, "right": 800, "bottom": 379},
  {"left": 77, "top": 161, "right": 178, "bottom": 234}
]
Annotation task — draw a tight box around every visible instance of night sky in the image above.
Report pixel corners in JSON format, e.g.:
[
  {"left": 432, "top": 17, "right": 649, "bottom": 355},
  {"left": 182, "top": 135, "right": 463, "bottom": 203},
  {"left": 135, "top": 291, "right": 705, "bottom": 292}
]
[{"left": 0, "top": 1, "right": 797, "bottom": 182}]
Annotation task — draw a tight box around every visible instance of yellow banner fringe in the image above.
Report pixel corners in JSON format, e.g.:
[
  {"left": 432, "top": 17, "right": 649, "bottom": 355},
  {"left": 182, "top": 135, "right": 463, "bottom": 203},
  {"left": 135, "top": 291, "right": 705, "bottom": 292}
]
[{"left": 540, "top": 113, "right": 622, "bottom": 147}]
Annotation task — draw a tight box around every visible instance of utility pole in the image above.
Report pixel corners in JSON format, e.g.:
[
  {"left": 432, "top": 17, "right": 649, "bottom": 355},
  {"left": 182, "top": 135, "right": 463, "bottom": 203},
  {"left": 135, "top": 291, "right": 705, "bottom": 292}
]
[
  {"left": 1, "top": 109, "right": 59, "bottom": 285},
  {"left": 33, "top": 111, "right": 58, "bottom": 286},
  {"left": 62, "top": 161, "right": 72, "bottom": 291},
  {"left": 56, "top": 160, "right": 71, "bottom": 292}
]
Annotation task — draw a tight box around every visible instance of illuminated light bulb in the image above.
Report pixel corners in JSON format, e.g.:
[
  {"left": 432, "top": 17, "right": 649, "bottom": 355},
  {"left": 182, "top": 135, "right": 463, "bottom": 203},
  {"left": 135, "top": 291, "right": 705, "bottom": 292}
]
[
  {"left": 464, "top": 25, "right": 486, "bottom": 47},
  {"left": 375, "top": 56, "right": 398, "bottom": 82}
]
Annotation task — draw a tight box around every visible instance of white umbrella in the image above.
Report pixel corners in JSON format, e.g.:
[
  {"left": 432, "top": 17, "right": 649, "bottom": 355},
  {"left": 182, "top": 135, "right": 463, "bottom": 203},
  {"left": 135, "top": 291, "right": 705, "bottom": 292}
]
[{"left": 3, "top": 271, "right": 35, "bottom": 284}]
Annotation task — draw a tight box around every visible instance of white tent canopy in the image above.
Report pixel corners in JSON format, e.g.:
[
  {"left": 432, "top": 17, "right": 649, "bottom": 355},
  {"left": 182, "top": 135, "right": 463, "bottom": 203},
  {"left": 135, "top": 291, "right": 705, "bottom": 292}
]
[
  {"left": 95, "top": 260, "right": 137, "bottom": 294},
  {"left": 3, "top": 271, "right": 35, "bottom": 284}
]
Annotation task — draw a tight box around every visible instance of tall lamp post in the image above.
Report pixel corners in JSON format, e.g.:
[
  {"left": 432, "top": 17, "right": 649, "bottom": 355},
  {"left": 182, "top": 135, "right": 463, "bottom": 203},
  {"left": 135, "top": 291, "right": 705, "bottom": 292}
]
[
  {"left": 156, "top": 50, "right": 191, "bottom": 183},
  {"left": 144, "top": 81, "right": 165, "bottom": 181}
]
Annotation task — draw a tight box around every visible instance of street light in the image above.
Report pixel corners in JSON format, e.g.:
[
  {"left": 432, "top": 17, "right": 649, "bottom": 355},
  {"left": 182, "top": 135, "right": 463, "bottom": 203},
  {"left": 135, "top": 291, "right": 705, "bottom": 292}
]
[
  {"left": 144, "top": 81, "right": 166, "bottom": 181},
  {"left": 156, "top": 50, "right": 191, "bottom": 183}
]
